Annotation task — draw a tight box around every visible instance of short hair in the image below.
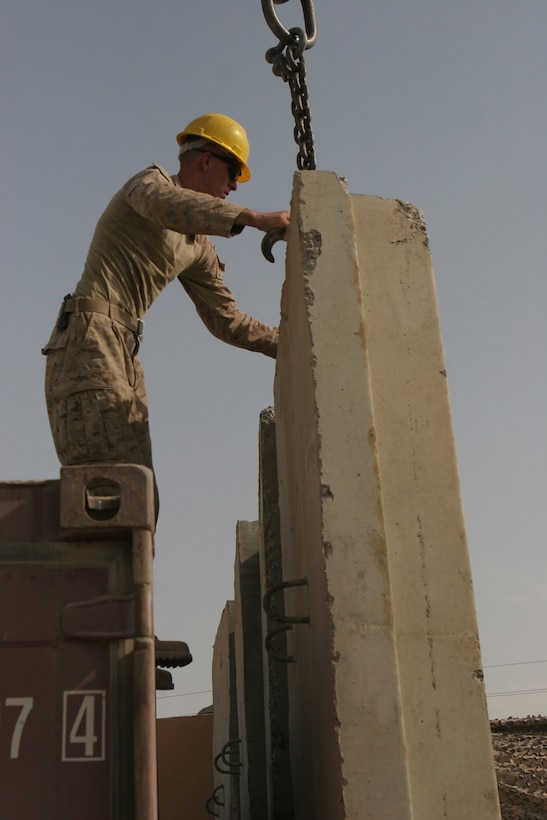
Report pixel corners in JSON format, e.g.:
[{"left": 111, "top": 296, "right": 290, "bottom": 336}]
[{"left": 178, "top": 135, "right": 209, "bottom": 163}]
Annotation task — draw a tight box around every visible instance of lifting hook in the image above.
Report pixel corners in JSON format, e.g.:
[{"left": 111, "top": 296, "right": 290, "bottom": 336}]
[{"left": 261, "top": 226, "right": 286, "bottom": 263}]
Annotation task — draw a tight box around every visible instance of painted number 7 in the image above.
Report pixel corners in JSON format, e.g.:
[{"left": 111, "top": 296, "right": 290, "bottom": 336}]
[{"left": 5, "top": 697, "right": 34, "bottom": 759}]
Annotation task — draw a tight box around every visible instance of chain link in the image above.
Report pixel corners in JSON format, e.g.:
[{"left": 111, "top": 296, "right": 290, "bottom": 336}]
[{"left": 261, "top": 1, "right": 317, "bottom": 171}]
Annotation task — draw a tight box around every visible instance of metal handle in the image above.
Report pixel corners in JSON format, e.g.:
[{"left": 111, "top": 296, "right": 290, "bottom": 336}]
[
  {"left": 261, "top": 226, "right": 286, "bottom": 263},
  {"left": 263, "top": 577, "right": 310, "bottom": 663},
  {"left": 206, "top": 784, "right": 225, "bottom": 816},
  {"left": 265, "top": 624, "right": 295, "bottom": 663},
  {"left": 263, "top": 577, "right": 310, "bottom": 623},
  {"left": 214, "top": 739, "right": 242, "bottom": 775}
]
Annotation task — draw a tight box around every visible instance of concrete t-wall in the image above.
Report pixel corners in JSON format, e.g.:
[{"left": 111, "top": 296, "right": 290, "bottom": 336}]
[
  {"left": 233, "top": 521, "right": 268, "bottom": 820},
  {"left": 212, "top": 601, "right": 240, "bottom": 820},
  {"left": 273, "top": 171, "right": 501, "bottom": 819},
  {"left": 258, "top": 408, "right": 294, "bottom": 820}
]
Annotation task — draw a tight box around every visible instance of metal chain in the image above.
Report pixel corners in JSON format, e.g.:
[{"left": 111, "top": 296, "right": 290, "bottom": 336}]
[{"left": 261, "top": 0, "right": 317, "bottom": 171}]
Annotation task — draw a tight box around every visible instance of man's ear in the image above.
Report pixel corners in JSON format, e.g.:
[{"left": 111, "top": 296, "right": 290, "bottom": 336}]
[{"left": 199, "top": 151, "right": 212, "bottom": 173}]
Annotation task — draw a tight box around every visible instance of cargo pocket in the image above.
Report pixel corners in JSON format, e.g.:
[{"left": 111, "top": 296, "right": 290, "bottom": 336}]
[
  {"left": 45, "top": 313, "right": 118, "bottom": 402},
  {"left": 52, "top": 387, "right": 149, "bottom": 466}
]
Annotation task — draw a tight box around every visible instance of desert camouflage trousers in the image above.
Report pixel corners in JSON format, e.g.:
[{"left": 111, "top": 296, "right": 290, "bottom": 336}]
[{"left": 43, "top": 310, "right": 159, "bottom": 516}]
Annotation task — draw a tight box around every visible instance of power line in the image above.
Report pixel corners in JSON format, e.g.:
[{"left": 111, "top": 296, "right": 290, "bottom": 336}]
[
  {"left": 487, "top": 687, "right": 547, "bottom": 699},
  {"left": 159, "top": 685, "right": 547, "bottom": 702},
  {"left": 484, "top": 659, "right": 547, "bottom": 669},
  {"left": 157, "top": 688, "right": 212, "bottom": 701},
  {"left": 156, "top": 661, "right": 547, "bottom": 703}
]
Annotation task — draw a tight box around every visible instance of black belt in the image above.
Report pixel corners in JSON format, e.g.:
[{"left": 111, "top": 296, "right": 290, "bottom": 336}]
[{"left": 61, "top": 296, "right": 144, "bottom": 339}]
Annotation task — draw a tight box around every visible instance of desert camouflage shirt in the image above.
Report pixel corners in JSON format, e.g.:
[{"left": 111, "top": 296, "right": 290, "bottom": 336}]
[{"left": 70, "top": 164, "right": 278, "bottom": 357}]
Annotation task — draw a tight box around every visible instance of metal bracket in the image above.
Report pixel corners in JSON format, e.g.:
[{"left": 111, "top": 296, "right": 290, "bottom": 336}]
[
  {"left": 61, "top": 593, "right": 135, "bottom": 640},
  {"left": 60, "top": 464, "right": 155, "bottom": 537},
  {"left": 263, "top": 577, "right": 310, "bottom": 663}
]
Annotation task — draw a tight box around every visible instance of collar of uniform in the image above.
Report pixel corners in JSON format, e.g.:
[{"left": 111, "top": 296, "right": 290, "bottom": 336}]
[{"left": 150, "top": 163, "right": 175, "bottom": 184}]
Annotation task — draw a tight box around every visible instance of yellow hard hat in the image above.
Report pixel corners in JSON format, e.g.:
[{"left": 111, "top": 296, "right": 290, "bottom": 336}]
[{"left": 177, "top": 113, "right": 251, "bottom": 182}]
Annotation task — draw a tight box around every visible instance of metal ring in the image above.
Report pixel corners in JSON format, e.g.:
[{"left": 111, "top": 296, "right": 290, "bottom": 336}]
[{"left": 261, "top": 0, "right": 317, "bottom": 48}]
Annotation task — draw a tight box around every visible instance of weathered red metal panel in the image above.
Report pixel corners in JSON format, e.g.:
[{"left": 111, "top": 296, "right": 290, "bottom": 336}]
[
  {"left": 0, "top": 480, "right": 60, "bottom": 542},
  {"left": 0, "top": 568, "right": 111, "bottom": 819},
  {"left": 0, "top": 467, "right": 157, "bottom": 820}
]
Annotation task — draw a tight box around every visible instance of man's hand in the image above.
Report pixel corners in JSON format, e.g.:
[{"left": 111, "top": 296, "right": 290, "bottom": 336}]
[{"left": 235, "top": 209, "right": 290, "bottom": 235}]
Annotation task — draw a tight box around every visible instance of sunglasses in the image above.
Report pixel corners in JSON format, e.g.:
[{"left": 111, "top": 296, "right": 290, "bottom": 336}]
[{"left": 193, "top": 148, "right": 241, "bottom": 184}]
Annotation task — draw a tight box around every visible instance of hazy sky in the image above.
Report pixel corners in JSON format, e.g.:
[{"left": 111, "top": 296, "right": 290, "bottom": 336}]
[{"left": 2, "top": 0, "right": 546, "bottom": 721}]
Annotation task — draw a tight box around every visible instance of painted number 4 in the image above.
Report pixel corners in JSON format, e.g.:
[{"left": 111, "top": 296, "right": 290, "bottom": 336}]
[{"left": 62, "top": 690, "right": 106, "bottom": 762}]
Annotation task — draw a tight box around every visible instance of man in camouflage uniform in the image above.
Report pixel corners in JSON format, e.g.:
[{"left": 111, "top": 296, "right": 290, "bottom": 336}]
[
  {"left": 42, "top": 113, "right": 288, "bottom": 683},
  {"left": 43, "top": 113, "right": 289, "bottom": 519}
]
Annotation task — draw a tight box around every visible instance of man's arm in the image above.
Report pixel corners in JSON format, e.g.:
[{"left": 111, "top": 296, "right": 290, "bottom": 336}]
[
  {"left": 122, "top": 165, "right": 290, "bottom": 239},
  {"left": 234, "top": 209, "right": 290, "bottom": 234},
  {"left": 178, "top": 239, "right": 278, "bottom": 358},
  {"left": 122, "top": 165, "right": 243, "bottom": 237}
]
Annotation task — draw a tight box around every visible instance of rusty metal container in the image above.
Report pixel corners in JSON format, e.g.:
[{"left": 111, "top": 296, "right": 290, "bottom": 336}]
[{"left": 0, "top": 465, "right": 157, "bottom": 820}]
